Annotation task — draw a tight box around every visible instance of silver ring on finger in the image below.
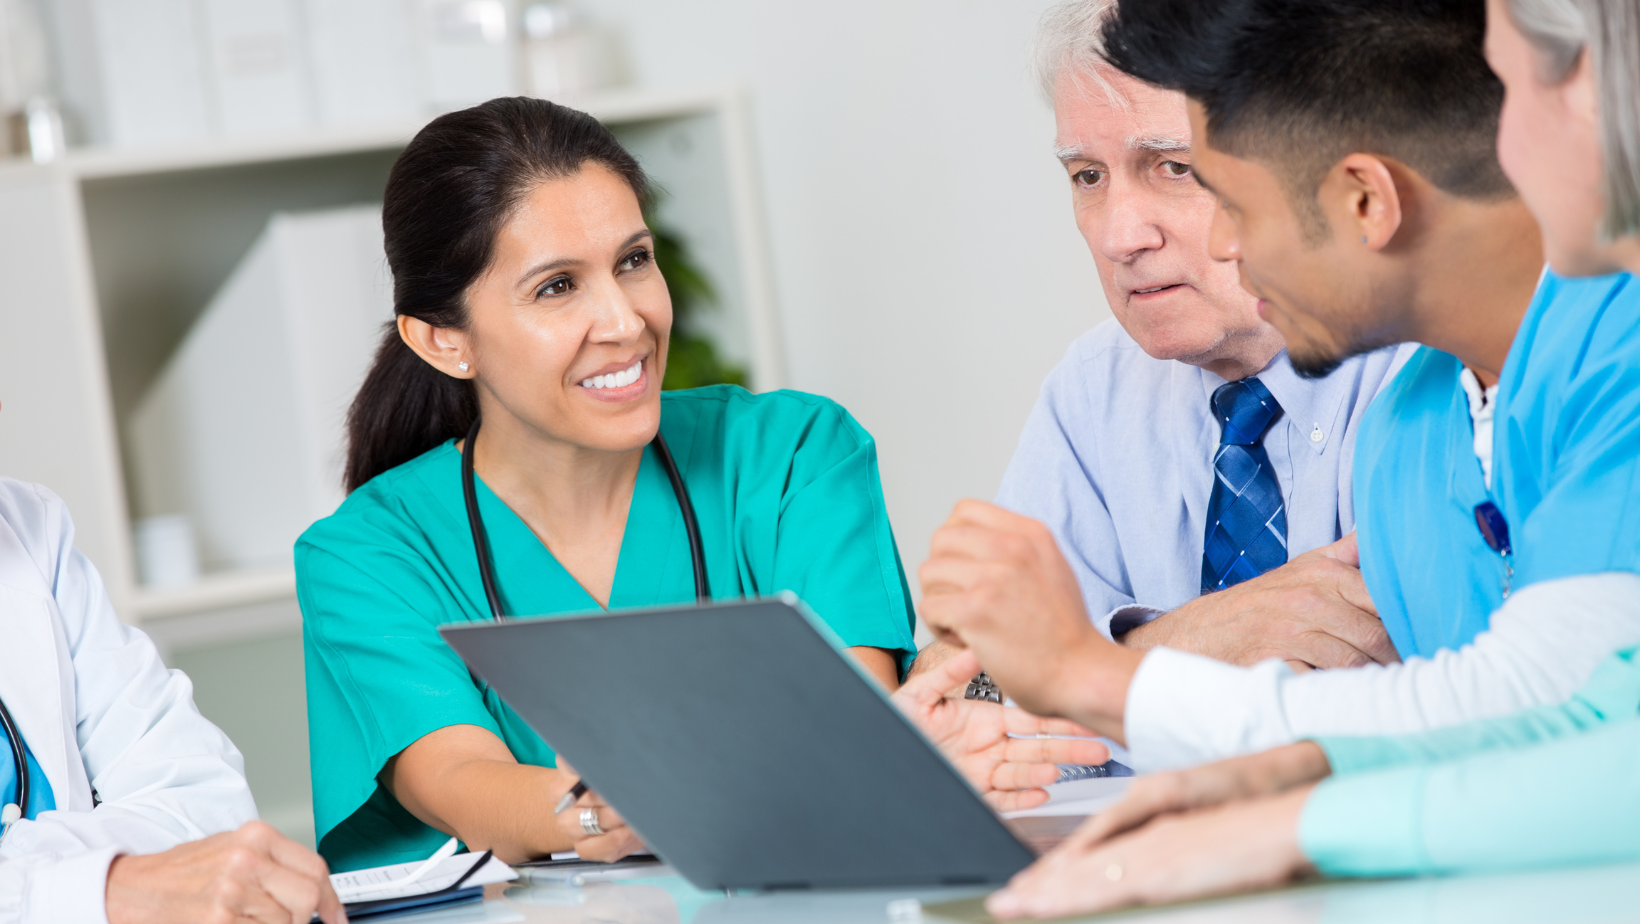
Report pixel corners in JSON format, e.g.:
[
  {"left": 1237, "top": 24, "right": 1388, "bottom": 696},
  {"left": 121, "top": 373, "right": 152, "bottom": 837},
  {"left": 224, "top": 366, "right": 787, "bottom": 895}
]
[{"left": 580, "top": 806, "right": 605, "bottom": 837}]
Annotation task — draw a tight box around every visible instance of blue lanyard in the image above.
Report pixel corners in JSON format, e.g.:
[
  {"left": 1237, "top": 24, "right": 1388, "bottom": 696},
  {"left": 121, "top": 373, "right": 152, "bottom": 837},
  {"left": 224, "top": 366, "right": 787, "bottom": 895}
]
[{"left": 1474, "top": 501, "right": 1513, "bottom": 598}]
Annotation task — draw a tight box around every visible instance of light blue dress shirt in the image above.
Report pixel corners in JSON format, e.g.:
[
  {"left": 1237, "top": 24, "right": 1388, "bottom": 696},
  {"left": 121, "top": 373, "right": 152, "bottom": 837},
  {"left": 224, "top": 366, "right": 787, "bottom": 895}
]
[{"left": 996, "top": 321, "right": 1412, "bottom": 638}]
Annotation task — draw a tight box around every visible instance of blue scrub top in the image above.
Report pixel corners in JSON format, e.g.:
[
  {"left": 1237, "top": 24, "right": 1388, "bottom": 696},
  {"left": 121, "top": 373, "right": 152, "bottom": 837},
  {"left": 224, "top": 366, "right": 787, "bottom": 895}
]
[
  {"left": 0, "top": 729, "right": 54, "bottom": 820},
  {"left": 1355, "top": 271, "right": 1640, "bottom": 658}
]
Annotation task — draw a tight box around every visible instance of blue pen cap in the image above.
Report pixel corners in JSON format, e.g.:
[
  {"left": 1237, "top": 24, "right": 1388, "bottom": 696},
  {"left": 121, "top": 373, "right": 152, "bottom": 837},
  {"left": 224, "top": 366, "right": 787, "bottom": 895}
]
[{"left": 1474, "top": 502, "right": 1512, "bottom": 556}]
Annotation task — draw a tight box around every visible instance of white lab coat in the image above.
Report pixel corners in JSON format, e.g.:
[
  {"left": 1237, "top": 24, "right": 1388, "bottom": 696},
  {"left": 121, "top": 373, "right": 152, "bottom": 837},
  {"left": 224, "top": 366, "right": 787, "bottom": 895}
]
[{"left": 0, "top": 479, "right": 256, "bottom": 922}]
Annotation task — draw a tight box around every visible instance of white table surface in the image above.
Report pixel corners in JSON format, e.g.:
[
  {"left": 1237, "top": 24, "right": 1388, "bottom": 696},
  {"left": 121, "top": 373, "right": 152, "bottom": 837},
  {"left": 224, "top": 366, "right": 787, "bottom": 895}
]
[{"left": 390, "top": 859, "right": 1640, "bottom": 924}]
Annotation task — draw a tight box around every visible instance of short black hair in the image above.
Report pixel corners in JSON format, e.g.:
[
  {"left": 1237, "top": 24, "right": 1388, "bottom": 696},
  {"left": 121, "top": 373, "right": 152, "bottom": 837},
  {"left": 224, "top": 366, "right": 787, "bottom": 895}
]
[{"left": 1101, "top": 0, "right": 1513, "bottom": 239}]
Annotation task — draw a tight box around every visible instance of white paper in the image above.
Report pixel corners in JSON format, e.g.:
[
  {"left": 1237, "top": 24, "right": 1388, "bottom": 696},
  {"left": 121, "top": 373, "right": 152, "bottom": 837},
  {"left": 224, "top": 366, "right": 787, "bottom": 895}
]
[
  {"left": 1002, "top": 776, "right": 1133, "bottom": 819},
  {"left": 331, "top": 853, "right": 516, "bottom": 903}
]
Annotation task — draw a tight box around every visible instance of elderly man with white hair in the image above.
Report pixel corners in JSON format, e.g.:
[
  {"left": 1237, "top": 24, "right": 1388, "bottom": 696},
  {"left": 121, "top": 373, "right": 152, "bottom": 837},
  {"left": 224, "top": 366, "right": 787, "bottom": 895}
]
[{"left": 915, "top": 0, "right": 1412, "bottom": 696}]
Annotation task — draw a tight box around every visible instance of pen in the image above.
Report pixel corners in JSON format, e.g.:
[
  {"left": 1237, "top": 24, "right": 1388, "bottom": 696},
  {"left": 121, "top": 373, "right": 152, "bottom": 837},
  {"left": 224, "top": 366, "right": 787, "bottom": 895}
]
[
  {"left": 398, "top": 836, "right": 459, "bottom": 886},
  {"left": 553, "top": 780, "right": 588, "bottom": 815}
]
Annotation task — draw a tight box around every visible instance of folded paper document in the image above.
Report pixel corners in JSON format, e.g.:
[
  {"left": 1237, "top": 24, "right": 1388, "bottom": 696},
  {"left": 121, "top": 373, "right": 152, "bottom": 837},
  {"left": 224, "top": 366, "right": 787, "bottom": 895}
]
[{"left": 324, "top": 852, "right": 516, "bottom": 918}]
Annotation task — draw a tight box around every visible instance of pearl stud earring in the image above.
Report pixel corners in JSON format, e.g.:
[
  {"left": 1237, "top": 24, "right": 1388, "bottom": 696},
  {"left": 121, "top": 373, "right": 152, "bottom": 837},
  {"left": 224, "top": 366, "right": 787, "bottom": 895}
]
[{"left": 458, "top": 362, "right": 469, "bottom": 372}]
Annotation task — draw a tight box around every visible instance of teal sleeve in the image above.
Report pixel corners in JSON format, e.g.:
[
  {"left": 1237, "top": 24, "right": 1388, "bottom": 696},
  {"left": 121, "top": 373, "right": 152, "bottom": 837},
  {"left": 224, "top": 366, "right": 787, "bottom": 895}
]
[
  {"left": 298, "top": 535, "right": 553, "bottom": 870},
  {"left": 763, "top": 396, "right": 918, "bottom": 676},
  {"left": 1301, "top": 716, "right": 1640, "bottom": 877},
  {"left": 1314, "top": 647, "right": 1640, "bottom": 774}
]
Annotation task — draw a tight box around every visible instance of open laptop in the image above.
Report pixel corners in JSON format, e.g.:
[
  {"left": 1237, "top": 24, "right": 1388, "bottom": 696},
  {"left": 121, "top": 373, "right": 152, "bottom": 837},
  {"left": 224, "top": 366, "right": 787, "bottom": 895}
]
[{"left": 440, "top": 594, "right": 1040, "bottom": 891}]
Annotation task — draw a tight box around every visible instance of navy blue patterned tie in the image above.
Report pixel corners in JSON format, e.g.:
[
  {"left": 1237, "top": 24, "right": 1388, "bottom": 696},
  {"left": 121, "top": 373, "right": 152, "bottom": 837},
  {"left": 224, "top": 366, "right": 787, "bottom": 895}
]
[{"left": 1202, "top": 377, "right": 1288, "bottom": 592}]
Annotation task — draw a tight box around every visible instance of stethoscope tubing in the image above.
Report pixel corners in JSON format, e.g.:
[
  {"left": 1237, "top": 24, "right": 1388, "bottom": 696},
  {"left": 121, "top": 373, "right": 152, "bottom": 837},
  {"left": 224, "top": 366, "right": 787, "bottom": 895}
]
[
  {"left": 461, "top": 417, "right": 710, "bottom": 622},
  {"left": 648, "top": 431, "right": 710, "bottom": 603},
  {"left": 0, "top": 692, "right": 29, "bottom": 820},
  {"left": 0, "top": 415, "right": 708, "bottom": 826}
]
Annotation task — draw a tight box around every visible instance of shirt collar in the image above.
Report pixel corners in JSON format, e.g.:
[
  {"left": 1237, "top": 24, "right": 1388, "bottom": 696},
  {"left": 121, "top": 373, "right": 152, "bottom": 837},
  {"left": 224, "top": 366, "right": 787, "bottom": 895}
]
[
  {"left": 1457, "top": 365, "right": 1498, "bottom": 424},
  {"left": 1198, "top": 350, "right": 1347, "bottom": 455}
]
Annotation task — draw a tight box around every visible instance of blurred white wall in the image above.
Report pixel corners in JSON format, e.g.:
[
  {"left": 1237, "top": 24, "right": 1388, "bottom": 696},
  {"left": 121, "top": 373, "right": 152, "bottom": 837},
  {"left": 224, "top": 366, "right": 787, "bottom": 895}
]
[{"left": 590, "top": 0, "right": 1110, "bottom": 632}]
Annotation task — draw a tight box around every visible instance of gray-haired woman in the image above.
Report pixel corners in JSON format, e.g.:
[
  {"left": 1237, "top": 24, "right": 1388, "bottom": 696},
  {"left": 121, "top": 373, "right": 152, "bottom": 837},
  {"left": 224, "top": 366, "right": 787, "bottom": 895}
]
[{"left": 1491, "top": 0, "right": 1640, "bottom": 275}]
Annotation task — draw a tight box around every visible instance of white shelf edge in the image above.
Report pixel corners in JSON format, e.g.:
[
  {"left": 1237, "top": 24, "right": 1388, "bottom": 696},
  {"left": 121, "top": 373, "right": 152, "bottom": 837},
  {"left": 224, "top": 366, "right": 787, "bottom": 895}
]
[
  {"left": 129, "top": 566, "right": 297, "bottom": 620},
  {"left": 0, "top": 85, "right": 736, "bottom": 183}
]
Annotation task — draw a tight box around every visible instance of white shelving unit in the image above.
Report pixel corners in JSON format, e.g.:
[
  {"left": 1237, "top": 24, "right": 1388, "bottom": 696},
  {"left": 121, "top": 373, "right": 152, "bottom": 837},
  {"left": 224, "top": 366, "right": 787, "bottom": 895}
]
[{"left": 0, "top": 85, "right": 782, "bottom": 640}]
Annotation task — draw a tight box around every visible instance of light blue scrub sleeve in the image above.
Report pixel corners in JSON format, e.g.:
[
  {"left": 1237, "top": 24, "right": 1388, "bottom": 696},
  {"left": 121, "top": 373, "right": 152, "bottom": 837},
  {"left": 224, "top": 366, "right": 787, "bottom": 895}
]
[
  {"left": 1298, "top": 648, "right": 1640, "bottom": 876},
  {"left": 1312, "top": 647, "right": 1640, "bottom": 774},
  {"left": 1300, "top": 716, "right": 1640, "bottom": 877}
]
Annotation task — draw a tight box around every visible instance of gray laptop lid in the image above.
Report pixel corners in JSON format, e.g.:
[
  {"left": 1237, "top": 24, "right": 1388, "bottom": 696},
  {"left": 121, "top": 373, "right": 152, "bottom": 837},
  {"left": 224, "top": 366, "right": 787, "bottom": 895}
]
[{"left": 440, "top": 596, "right": 1036, "bottom": 890}]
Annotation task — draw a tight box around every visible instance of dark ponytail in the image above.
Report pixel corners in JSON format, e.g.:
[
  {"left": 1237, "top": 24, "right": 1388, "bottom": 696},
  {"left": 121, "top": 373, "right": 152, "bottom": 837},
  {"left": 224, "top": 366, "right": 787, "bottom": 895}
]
[{"left": 344, "top": 97, "right": 651, "bottom": 492}]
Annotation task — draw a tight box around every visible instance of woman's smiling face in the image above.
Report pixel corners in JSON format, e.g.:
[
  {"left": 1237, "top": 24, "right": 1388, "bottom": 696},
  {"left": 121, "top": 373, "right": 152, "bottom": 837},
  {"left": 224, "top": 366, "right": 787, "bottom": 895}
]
[{"left": 460, "top": 163, "right": 672, "bottom": 453}]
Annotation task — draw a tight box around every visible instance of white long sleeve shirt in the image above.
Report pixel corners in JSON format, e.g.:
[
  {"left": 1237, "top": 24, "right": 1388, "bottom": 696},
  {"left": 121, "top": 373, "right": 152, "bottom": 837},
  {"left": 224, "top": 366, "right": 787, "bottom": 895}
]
[
  {"left": 0, "top": 479, "right": 255, "bottom": 922},
  {"left": 1125, "top": 571, "right": 1640, "bottom": 771}
]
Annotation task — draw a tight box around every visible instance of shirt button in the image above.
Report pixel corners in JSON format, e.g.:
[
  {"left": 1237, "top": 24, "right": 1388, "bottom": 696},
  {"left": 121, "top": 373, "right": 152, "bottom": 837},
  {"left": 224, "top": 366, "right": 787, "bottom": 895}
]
[{"left": 1309, "top": 426, "right": 1325, "bottom": 443}]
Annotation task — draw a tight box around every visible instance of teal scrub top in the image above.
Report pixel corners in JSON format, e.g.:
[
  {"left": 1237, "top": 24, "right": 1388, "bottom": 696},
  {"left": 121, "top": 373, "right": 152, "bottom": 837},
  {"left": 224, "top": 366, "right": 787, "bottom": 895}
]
[
  {"left": 298, "top": 386, "right": 917, "bottom": 871},
  {"left": 1353, "top": 270, "right": 1640, "bottom": 658}
]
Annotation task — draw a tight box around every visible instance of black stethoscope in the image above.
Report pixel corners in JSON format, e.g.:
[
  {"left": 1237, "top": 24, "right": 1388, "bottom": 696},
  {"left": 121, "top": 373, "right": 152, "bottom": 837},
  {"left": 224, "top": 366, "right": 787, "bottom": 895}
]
[
  {"left": 461, "top": 417, "right": 711, "bottom": 619},
  {"left": 0, "top": 695, "right": 29, "bottom": 832}
]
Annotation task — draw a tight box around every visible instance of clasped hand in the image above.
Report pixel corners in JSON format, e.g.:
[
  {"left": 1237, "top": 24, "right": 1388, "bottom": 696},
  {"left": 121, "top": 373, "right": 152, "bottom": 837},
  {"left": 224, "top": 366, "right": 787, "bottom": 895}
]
[
  {"left": 1123, "top": 534, "right": 1397, "bottom": 671},
  {"left": 917, "top": 502, "right": 1395, "bottom": 737}
]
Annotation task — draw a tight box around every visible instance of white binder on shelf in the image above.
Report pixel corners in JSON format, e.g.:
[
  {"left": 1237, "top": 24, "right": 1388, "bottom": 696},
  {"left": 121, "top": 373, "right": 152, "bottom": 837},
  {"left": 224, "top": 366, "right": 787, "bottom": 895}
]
[
  {"left": 128, "top": 206, "right": 394, "bottom": 575},
  {"left": 46, "top": 0, "right": 212, "bottom": 147},
  {"left": 301, "top": 0, "right": 425, "bottom": 127},
  {"left": 411, "top": 0, "right": 520, "bottom": 112},
  {"left": 198, "top": 0, "right": 315, "bottom": 136}
]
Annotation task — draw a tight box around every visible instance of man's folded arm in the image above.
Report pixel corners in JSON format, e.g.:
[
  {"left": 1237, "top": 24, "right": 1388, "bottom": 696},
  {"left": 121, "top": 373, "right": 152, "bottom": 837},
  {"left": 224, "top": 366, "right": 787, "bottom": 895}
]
[{"left": 1124, "top": 571, "right": 1640, "bottom": 771}]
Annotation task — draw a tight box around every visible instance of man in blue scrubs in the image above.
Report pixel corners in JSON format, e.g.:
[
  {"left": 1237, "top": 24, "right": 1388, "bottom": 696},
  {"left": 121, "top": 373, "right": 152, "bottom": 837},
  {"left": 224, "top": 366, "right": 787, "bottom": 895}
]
[
  {"left": 913, "top": 0, "right": 1411, "bottom": 679},
  {"left": 918, "top": 0, "right": 1640, "bottom": 771}
]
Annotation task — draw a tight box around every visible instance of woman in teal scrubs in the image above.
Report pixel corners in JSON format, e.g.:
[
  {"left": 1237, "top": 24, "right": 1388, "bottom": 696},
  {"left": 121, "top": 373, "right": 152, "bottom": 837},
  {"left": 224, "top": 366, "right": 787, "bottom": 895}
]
[
  {"left": 299, "top": 97, "right": 1104, "bottom": 873},
  {"left": 298, "top": 97, "right": 914, "bottom": 872}
]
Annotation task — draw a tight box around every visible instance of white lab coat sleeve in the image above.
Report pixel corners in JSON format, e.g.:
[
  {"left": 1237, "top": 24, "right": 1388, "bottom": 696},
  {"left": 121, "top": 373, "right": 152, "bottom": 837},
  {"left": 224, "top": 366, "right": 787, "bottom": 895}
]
[
  {"left": 1124, "top": 572, "right": 1640, "bottom": 771},
  {"left": 0, "top": 483, "right": 257, "bottom": 924}
]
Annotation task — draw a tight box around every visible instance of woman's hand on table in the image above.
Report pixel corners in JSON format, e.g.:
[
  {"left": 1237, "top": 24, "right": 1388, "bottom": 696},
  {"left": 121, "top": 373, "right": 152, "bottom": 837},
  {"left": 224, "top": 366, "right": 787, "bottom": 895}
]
[
  {"left": 891, "top": 649, "right": 1110, "bottom": 811},
  {"left": 988, "top": 785, "right": 1317, "bottom": 919},
  {"left": 1069, "top": 742, "right": 1332, "bottom": 846},
  {"left": 547, "top": 760, "right": 648, "bottom": 862}
]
